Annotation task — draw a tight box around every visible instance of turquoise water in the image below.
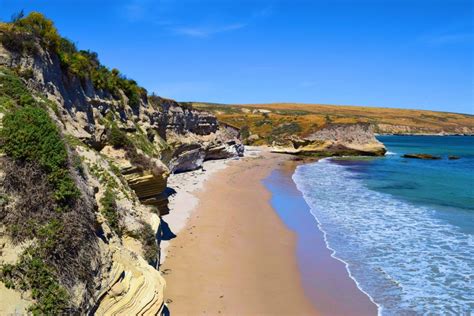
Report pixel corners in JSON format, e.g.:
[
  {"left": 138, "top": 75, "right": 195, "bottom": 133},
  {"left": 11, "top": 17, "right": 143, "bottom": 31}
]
[{"left": 293, "top": 136, "right": 474, "bottom": 315}]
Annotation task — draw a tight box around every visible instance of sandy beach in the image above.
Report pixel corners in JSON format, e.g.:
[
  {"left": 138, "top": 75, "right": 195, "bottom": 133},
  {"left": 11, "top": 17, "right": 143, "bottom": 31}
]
[{"left": 161, "top": 149, "right": 377, "bottom": 315}]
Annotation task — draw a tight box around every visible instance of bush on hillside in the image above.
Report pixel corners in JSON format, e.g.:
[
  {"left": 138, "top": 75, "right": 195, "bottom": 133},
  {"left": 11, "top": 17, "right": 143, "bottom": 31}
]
[
  {"left": 0, "top": 157, "right": 98, "bottom": 315},
  {"left": 0, "top": 12, "right": 146, "bottom": 108},
  {"left": 1, "top": 247, "right": 70, "bottom": 315},
  {"left": 100, "top": 187, "right": 122, "bottom": 236},
  {"left": 108, "top": 123, "right": 130, "bottom": 149},
  {"left": 0, "top": 67, "right": 35, "bottom": 108},
  {"left": 272, "top": 122, "right": 302, "bottom": 136},
  {"left": 0, "top": 106, "right": 79, "bottom": 205}
]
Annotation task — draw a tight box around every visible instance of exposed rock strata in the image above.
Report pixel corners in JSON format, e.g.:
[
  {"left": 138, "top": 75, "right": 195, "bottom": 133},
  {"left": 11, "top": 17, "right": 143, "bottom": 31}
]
[
  {"left": 376, "top": 123, "right": 474, "bottom": 136},
  {"left": 272, "top": 123, "right": 386, "bottom": 156},
  {"left": 0, "top": 38, "right": 242, "bottom": 314},
  {"left": 93, "top": 249, "right": 166, "bottom": 316},
  {"left": 123, "top": 169, "right": 170, "bottom": 215},
  {"left": 167, "top": 129, "right": 244, "bottom": 173}
]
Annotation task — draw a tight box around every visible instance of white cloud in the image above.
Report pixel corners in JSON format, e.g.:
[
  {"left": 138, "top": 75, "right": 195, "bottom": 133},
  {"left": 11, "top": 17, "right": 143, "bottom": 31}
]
[
  {"left": 120, "top": 0, "right": 273, "bottom": 37},
  {"left": 171, "top": 23, "right": 247, "bottom": 38}
]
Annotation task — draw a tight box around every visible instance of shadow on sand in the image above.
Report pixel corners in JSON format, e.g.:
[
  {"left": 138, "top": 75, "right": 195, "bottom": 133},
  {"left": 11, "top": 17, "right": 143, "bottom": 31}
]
[
  {"left": 158, "top": 217, "right": 177, "bottom": 241},
  {"left": 156, "top": 188, "right": 178, "bottom": 313}
]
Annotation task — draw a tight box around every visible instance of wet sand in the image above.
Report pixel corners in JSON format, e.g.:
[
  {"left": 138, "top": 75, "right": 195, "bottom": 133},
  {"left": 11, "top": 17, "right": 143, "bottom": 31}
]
[
  {"left": 264, "top": 160, "right": 378, "bottom": 315},
  {"left": 161, "top": 151, "right": 377, "bottom": 315}
]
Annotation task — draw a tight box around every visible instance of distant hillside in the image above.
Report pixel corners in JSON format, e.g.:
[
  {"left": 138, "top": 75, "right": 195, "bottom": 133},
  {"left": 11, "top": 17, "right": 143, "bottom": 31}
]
[{"left": 189, "top": 102, "right": 474, "bottom": 145}]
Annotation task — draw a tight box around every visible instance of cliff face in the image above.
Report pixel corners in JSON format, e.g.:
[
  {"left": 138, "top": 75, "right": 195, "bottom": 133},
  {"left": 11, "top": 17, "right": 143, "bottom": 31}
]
[
  {"left": 375, "top": 123, "right": 474, "bottom": 135},
  {"left": 272, "top": 123, "right": 386, "bottom": 156},
  {"left": 0, "top": 20, "right": 242, "bottom": 315},
  {"left": 0, "top": 42, "right": 239, "bottom": 155}
]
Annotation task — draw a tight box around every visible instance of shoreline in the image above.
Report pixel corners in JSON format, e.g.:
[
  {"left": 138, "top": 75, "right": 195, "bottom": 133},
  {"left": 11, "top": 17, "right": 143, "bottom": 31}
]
[
  {"left": 160, "top": 148, "right": 377, "bottom": 315},
  {"left": 264, "top": 159, "right": 378, "bottom": 315},
  {"left": 292, "top": 161, "right": 382, "bottom": 313}
]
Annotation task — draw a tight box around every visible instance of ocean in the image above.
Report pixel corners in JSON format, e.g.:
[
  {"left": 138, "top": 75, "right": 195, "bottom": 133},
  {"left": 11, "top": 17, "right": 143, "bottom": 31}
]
[{"left": 292, "top": 136, "right": 474, "bottom": 315}]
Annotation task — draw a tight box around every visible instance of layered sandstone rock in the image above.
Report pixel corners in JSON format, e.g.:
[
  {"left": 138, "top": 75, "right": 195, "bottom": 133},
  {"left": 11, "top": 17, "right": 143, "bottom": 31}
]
[
  {"left": 167, "top": 129, "right": 244, "bottom": 173},
  {"left": 0, "top": 37, "right": 245, "bottom": 314},
  {"left": 93, "top": 248, "right": 166, "bottom": 316},
  {"left": 0, "top": 43, "right": 243, "bottom": 160},
  {"left": 122, "top": 168, "right": 170, "bottom": 215},
  {"left": 272, "top": 123, "right": 386, "bottom": 156}
]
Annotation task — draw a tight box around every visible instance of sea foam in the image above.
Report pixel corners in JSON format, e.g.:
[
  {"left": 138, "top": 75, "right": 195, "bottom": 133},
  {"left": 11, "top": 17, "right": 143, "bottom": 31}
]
[{"left": 293, "top": 159, "right": 474, "bottom": 315}]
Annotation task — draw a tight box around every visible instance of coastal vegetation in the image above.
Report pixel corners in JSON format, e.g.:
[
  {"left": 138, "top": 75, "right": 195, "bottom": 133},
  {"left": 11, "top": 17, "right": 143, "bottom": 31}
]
[
  {"left": 191, "top": 102, "right": 474, "bottom": 145},
  {"left": 100, "top": 186, "right": 122, "bottom": 236},
  {"left": 0, "top": 67, "right": 97, "bottom": 314},
  {"left": 0, "top": 11, "right": 146, "bottom": 109},
  {"left": 0, "top": 11, "right": 235, "bottom": 314},
  {"left": 1, "top": 106, "right": 79, "bottom": 205}
]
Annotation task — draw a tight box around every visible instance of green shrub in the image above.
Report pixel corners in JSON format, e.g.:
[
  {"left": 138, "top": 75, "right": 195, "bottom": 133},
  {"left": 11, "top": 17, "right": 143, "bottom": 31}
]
[
  {"left": 119, "top": 78, "right": 145, "bottom": 109},
  {"left": 13, "top": 12, "right": 61, "bottom": 51},
  {"left": 240, "top": 125, "right": 250, "bottom": 140},
  {"left": 0, "top": 23, "right": 37, "bottom": 54},
  {"left": 0, "top": 68, "right": 35, "bottom": 107},
  {"left": 0, "top": 106, "right": 79, "bottom": 205},
  {"left": 1, "top": 12, "right": 146, "bottom": 108},
  {"left": 1, "top": 157, "right": 99, "bottom": 314},
  {"left": 0, "top": 31, "right": 98, "bottom": 314},
  {"left": 1, "top": 247, "right": 70, "bottom": 315},
  {"left": 272, "top": 122, "right": 302, "bottom": 136},
  {"left": 108, "top": 124, "right": 130, "bottom": 148},
  {"left": 100, "top": 187, "right": 122, "bottom": 236}
]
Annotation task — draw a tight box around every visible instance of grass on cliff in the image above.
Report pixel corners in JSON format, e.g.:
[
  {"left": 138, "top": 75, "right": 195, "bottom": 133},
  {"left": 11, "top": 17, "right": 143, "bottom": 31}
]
[
  {"left": 1, "top": 246, "right": 70, "bottom": 315},
  {"left": 100, "top": 186, "right": 122, "bottom": 236},
  {"left": 0, "top": 67, "right": 36, "bottom": 112},
  {"left": 106, "top": 117, "right": 165, "bottom": 176},
  {"left": 0, "top": 70, "right": 98, "bottom": 314},
  {"left": 0, "top": 11, "right": 146, "bottom": 109},
  {"left": 127, "top": 222, "right": 159, "bottom": 266}
]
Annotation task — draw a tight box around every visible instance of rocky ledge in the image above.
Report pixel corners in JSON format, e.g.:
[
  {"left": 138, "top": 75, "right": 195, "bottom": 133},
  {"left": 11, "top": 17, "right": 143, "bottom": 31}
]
[
  {"left": 272, "top": 123, "right": 386, "bottom": 156},
  {"left": 0, "top": 19, "right": 243, "bottom": 315}
]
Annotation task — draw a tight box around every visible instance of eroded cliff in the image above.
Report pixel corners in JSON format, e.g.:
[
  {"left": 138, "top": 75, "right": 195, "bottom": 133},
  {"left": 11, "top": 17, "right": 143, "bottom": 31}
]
[
  {"left": 272, "top": 123, "right": 386, "bottom": 156},
  {"left": 0, "top": 13, "right": 242, "bottom": 315}
]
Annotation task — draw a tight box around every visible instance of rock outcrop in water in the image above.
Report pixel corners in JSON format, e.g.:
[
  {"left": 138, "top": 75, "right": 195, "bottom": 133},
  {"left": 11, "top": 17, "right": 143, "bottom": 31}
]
[
  {"left": 272, "top": 123, "right": 386, "bottom": 156},
  {"left": 402, "top": 154, "right": 441, "bottom": 160}
]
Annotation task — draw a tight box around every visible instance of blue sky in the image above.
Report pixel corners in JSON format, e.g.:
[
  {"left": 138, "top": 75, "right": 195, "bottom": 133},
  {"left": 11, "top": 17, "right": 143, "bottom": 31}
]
[{"left": 0, "top": 0, "right": 472, "bottom": 114}]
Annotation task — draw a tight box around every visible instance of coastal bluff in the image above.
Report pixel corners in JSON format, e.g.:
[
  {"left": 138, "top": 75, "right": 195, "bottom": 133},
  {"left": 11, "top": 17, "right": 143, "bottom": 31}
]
[
  {"left": 272, "top": 123, "right": 387, "bottom": 156},
  {"left": 0, "top": 12, "right": 408, "bottom": 315},
  {"left": 0, "top": 13, "right": 242, "bottom": 315}
]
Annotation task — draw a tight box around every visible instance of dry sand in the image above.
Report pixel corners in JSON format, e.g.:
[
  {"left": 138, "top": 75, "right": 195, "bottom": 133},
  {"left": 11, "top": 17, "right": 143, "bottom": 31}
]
[
  {"left": 160, "top": 148, "right": 377, "bottom": 315},
  {"left": 161, "top": 150, "right": 318, "bottom": 315}
]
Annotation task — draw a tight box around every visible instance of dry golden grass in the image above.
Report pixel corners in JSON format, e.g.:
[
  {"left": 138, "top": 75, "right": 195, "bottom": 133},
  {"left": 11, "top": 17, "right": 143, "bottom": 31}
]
[{"left": 190, "top": 102, "right": 474, "bottom": 144}]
